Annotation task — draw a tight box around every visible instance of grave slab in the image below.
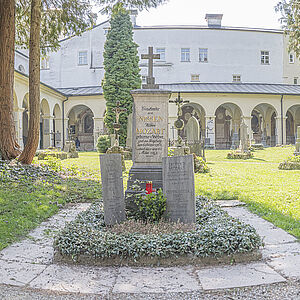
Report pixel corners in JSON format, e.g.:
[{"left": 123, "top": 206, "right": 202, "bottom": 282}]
[
  {"left": 0, "top": 259, "right": 46, "bottom": 286},
  {"left": 197, "top": 262, "right": 286, "bottom": 290},
  {"left": 113, "top": 267, "right": 201, "bottom": 293},
  {"left": 223, "top": 207, "right": 297, "bottom": 245},
  {"left": 163, "top": 155, "right": 195, "bottom": 223},
  {"left": 30, "top": 264, "right": 117, "bottom": 294},
  {"left": 267, "top": 254, "right": 300, "bottom": 279},
  {"left": 100, "top": 154, "right": 126, "bottom": 225},
  {"left": 0, "top": 241, "right": 53, "bottom": 264}
]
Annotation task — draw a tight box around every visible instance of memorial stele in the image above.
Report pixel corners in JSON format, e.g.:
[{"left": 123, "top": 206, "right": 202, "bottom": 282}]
[{"left": 126, "top": 47, "right": 171, "bottom": 206}]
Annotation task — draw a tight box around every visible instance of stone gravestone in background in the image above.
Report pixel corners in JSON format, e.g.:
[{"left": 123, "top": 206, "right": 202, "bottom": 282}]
[
  {"left": 100, "top": 153, "right": 126, "bottom": 225},
  {"left": 162, "top": 155, "right": 196, "bottom": 224}
]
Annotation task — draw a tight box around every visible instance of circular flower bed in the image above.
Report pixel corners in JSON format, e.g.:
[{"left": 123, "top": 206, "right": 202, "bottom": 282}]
[{"left": 54, "top": 197, "right": 262, "bottom": 266}]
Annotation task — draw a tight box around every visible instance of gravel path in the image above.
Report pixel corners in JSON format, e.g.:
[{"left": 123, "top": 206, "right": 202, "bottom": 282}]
[{"left": 0, "top": 280, "right": 300, "bottom": 300}]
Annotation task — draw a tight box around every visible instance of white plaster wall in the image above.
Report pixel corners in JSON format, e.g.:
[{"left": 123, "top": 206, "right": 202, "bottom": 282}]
[
  {"left": 41, "top": 21, "right": 285, "bottom": 88},
  {"left": 15, "top": 51, "right": 29, "bottom": 75}
]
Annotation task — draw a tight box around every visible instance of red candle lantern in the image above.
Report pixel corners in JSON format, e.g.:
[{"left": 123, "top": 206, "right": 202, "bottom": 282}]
[{"left": 146, "top": 181, "right": 153, "bottom": 194}]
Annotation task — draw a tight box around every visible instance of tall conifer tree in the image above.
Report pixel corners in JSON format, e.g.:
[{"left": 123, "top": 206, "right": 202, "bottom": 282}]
[{"left": 103, "top": 5, "right": 141, "bottom": 146}]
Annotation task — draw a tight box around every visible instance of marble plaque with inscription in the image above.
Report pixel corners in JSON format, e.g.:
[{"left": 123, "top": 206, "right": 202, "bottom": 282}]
[
  {"left": 163, "top": 155, "right": 196, "bottom": 223},
  {"left": 132, "top": 91, "right": 169, "bottom": 164},
  {"left": 100, "top": 154, "right": 126, "bottom": 225}
]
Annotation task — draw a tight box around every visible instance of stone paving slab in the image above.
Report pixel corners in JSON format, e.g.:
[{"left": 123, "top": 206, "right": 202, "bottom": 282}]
[
  {"left": 262, "top": 242, "right": 300, "bottom": 259},
  {"left": 196, "top": 262, "right": 286, "bottom": 290},
  {"left": 0, "top": 260, "right": 46, "bottom": 287},
  {"left": 267, "top": 254, "right": 300, "bottom": 279},
  {"left": 215, "top": 200, "right": 245, "bottom": 207},
  {"left": 0, "top": 241, "right": 53, "bottom": 264},
  {"left": 113, "top": 267, "right": 201, "bottom": 293},
  {"left": 223, "top": 207, "right": 297, "bottom": 245},
  {"left": 30, "top": 264, "right": 117, "bottom": 294}
]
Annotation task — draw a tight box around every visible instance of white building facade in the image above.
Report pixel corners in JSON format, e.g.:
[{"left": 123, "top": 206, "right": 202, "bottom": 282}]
[{"left": 13, "top": 14, "right": 300, "bottom": 150}]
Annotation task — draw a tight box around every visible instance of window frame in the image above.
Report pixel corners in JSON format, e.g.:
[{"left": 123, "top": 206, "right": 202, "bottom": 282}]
[
  {"left": 232, "top": 74, "right": 242, "bottom": 82},
  {"left": 199, "top": 48, "right": 208, "bottom": 63},
  {"left": 181, "top": 48, "right": 190, "bottom": 62},
  {"left": 261, "top": 50, "right": 270, "bottom": 65},
  {"left": 289, "top": 53, "right": 295, "bottom": 64},
  {"left": 156, "top": 48, "right": 166, "bottom": 61},
  {"left": 40, "top": 55, "right": 50, "bottom": 70},
  {"left": 191, "top": 74, "right": 200, "bottom": 82},
  {"left": 294, "top": 77, "right": 298, "bottom": 85},
  {"left": 78, "top": 50, "right": 88, "bottom": 66}
]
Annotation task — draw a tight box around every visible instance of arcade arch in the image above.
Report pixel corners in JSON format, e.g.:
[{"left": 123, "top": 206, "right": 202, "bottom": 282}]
[
  {"left": 67, "top": 105, "right": 94, "bottom": 151},
  {"left": 40, "top": 98, "right": 51, "bottom": 149},
  {"left": 22, "top": 94, "right": 29, "bottom": 148},
  {"left": 214, "top": 103, "right": 242, "bottom": 149},
  {"left": 251, "top": 103, "right": 277, "bottom": 146},
  {"left": 53, "top": 104, "right": 62, "bottom": 148},
  {"left": 178, "top": 103, "right": 206, "bottom": 144},
  {"left": 285, "top": 105, "right": 300, "bottom": 144}
]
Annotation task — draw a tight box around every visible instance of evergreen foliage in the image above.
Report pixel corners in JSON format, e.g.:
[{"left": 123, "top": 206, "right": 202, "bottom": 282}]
[
  {"left": 103, "top": 6, "right": 141, "bottom": 146},
  {"left": 276, "top": 0, "right": 300, "bottom": 57}
]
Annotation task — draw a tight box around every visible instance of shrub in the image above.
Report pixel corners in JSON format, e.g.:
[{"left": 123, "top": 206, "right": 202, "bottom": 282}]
[
  {"left": 193, "top": 154, "right": 209, "bottom": 173},
  {"left": 54, "top": 197, "right": 262, "bottom": 263},
  {"left": 37, "top": 151, "right": 68, "bottom": 160},
  {"left": 127, "top": 182, "right": 166, "bottom": 223},
  {"left": 278, "top": 155, "right": 300, "bottom": 170},
  {"left": 227, "top": 151, "right": 253, "bottom": 160},
  {"left": 251, "top": 144, "right": 264, "bottom": 150},
  {"left": 96, "top": 135, "right": 111, "bottom": 153}
]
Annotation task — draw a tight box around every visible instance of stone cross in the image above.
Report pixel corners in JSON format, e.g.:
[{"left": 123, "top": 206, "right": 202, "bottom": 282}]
[
  {"left": 169, "top": 92, "right": 189, "bottom": 118},
  {"left": 141, "top": 46, "right": 160, "bottom": 89}
]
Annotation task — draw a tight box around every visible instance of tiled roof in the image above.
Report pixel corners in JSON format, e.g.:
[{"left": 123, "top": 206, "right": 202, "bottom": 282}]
[
  {"left": 56, "top": 83, "right": 300, "bottom": 96},
  {"left": 56, "top": 86, "right": 103, "bottom": 96},
  {"left": 158, "top": 83, "right": 300, "bottom": 95}
]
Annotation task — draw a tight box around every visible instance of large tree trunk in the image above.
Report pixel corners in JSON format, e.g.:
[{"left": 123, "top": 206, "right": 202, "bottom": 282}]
[
  {"left": 19, "top": 0, "right": 41, "bottom": 164},
  {"left": 0, "top": 0, "right": 21, "bottom": 160}
]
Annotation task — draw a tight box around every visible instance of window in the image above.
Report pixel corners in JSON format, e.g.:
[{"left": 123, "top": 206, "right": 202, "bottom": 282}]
[
  {"left": 191, "top": 74, "right": 200, "bottom": 82},
  {"left": 142, "top": 76, "right": 147, "bottom": 84},
  {"left": 78, "top": 51, "right": 88, "bottom": 65},
  {"left": 104, "top": 29, "right": 109, "bottom": 35},
  {"left": 199, "top": 48, "right": 208, "bottom": 62},
  {"left": 156, "top": 48, "right": 166, "bottom": 61},
  {"left": 294, "top": 77, "right": 298, "bottom": 85},
  {"left": 261, "top": 51, "right": 270, "bottom": 64},
  {"left": 181, "top": 48, "right": 190, "bottom": 62},
  {"left": 233, "top": 75, "right": 241, "bottom": 82},
  {"left": 41, "top": 56, "right": 50, "bottom": 70},
  {"left": 18, "top": 65, "right": 25, "bottom": 73},
  {"left": 289, "top": 53, "right": 295, "bottom": 64}
]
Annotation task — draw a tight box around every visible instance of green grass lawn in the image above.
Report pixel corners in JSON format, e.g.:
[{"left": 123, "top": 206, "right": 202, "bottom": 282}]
[
  {"left": 0, "top": 163, "right": 101, "bottom": 250},
  {"left": 64, "top": 147, "right": 300, "bottom": 239},
  {"left": 1, "top": 146, "right": 299, "bottom": 251}
]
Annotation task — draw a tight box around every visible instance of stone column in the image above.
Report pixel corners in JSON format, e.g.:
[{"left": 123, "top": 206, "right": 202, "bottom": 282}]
[
  {"left": 205, "top": 115, "right": 215, "bottom": 148},
  {"left": 93, "top": 117, "right": 104, "bottom": 150},
  {"left": 275, "top": 116, "right": 287, "bottom": 145},
  {"left": 16, "top": 108, "right": 24, "bottom": 148},
  {"left": 126, "top": 89, "right": 171, "bottom": 208}
]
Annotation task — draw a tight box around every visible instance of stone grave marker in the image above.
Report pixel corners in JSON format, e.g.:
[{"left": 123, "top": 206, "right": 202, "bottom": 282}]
[
  {"left": 100, "top": 153, "right": 126, "bottom": 225},
  {"left": 162, "top": 155, "right": 196, "bottom": 223}
]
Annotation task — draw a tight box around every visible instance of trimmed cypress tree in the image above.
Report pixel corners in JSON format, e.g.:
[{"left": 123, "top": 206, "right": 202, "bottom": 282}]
[{"left": 103, "top": 6, "right": 141, "bottom": 146}]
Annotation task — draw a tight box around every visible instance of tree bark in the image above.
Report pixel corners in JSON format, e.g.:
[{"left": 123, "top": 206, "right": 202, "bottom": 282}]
[
  {"left": 0, "top": 0, "right": 21, "bottom": 160},
  {"left": 18, "top": 0, "right": 41, "bottom": 164}
]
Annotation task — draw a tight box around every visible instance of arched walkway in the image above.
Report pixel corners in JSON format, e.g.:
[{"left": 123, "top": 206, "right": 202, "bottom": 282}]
[
  {"left": 179, "top": 103, "right": 206, "bottom": 144},
  {"left": 53, "top": 104, "right": 62, "bottom": 148},
  {"left": 41, "top": 98, "right": 51, "bottom": 149},
  {"left": 67, "top": 105, "right": 95, "bottom": 151},
  {"left": 251, "top": 103, "right": 277, "bottom": 146},
  {"left": 285, "top": 105, "right": 300, "bottom": 144},
  {"left": 214, "top": 103, "right": 242, "bottom": 149}
]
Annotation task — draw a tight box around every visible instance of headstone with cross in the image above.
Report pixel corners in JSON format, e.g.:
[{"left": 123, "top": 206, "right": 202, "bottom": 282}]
[
  {"left": 112, "top": 101, "right": 127, "bottom": 146},
  {"left": 141, "top": 46, "right": 160, "bottom": 89},
  {"left": 169, "top": 92, "right": 189, "bottom": 145}
]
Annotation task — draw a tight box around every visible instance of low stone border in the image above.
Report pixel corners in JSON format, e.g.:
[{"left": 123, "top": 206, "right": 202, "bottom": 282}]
[{"left": 54, "top": 250, "right": 262, "bottom": 267}]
